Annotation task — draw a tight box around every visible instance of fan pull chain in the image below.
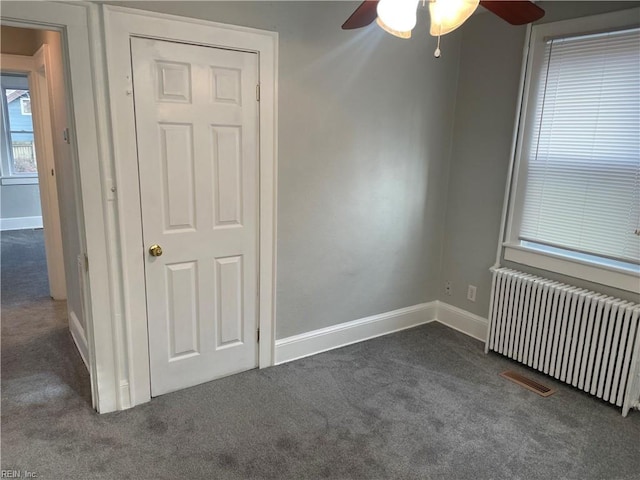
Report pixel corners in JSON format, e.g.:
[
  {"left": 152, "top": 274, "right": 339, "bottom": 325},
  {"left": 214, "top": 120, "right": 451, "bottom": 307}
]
[{"left": 434, "top": 33, "right": 441, "bottom": 58}]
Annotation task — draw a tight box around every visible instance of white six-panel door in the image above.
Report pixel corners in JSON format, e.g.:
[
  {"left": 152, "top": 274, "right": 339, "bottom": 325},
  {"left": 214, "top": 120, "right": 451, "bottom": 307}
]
[{"left": 131, "top": 37, "right": 259, "bottom": 396}]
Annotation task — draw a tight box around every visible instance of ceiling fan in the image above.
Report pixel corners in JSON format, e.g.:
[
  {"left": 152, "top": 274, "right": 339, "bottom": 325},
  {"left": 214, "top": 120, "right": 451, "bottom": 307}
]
[{"left": 342, "top": 0, "right": 545, "bottom": 56}]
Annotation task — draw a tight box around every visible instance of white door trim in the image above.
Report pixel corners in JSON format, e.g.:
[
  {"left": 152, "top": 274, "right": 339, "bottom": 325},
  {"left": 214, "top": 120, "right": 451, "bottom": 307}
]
[
  {"left": 0, "top": 2, "right": 117, "bottom": 412},
  {"left": 103, "top": 5, "right": 278, "bottom": 408},
  {"left": 1, "top": 49, "right": 67, "bottom": 301}
]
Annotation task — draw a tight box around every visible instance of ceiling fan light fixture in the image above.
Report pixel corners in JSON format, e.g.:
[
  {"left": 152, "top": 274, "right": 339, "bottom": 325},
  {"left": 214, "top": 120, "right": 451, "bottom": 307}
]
[
  {"left": 429, "top": 0, "right": 480, "bottom": 36},
  {"left": 376, "top": 17, "right": 412, "bottom": 39},
  {"left": 376, "top": 0, "right": 420, "bottom": 35}
]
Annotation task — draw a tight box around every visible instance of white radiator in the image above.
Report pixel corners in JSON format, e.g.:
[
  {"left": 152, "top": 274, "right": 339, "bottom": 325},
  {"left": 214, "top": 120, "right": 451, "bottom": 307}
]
[{"left": 486, "top": 268, "right": 640, "bottom": 416}]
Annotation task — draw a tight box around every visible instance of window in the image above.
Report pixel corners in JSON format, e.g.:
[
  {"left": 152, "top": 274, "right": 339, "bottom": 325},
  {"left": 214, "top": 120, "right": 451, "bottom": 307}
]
[
  {"left": 505, "top": 10, "right": 640, "bottom": 292},
  {"left": 1, "top": 74, "right": 38, "bottom": 184},
  {"left": 20, "top": 96, "right": 31, "bottom": 115}
]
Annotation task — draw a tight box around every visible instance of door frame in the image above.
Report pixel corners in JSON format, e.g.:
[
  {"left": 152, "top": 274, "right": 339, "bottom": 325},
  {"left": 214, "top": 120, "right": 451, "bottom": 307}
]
[
  {"left": 0, "top": 48, "right": 67, "bottom": 301},
  {"left": 103, "top": 6, "right": 278, "bottom": 407},
  {"left": 0, "top": 2, "right": 119, "bottom": 412}
]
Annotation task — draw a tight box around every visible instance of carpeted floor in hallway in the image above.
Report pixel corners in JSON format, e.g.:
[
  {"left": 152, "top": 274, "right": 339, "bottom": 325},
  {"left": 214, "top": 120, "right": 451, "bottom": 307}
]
[
  {"left": 2, "top": 228, "right": 52, "bottom": 305},
  {"left": 2, "top": 230, "right": 639, "bottom": 479}
]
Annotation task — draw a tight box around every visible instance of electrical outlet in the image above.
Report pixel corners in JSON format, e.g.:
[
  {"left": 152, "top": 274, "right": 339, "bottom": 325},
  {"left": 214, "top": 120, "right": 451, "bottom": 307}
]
[
  {"left": 467, "top": 285, "right": 477, "bottom": 302},
  {"left": 445, "top": 281, "right": 452, "bottom": 296}
]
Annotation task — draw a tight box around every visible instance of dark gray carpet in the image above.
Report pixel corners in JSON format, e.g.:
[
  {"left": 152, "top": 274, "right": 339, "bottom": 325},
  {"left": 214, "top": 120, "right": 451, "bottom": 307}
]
[{"left": 1, "top": 229, "right": 51, "bottom": 306}]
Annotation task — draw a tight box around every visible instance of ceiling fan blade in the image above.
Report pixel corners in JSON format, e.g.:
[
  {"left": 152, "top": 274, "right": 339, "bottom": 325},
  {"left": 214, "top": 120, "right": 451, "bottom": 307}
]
[
  {"left": 342, "top": 1, "right": 380, "bottom": 30},
  {"left": 479, "top": 0, "right": 545, "bottom": 25}
]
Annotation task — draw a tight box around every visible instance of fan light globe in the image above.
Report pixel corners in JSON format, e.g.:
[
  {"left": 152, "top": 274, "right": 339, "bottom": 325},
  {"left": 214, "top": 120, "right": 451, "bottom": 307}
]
[
  {"left": 429, "top": 0, "right": 480, "bottom": 36},
  {"left": 376, "top": 18, "right": 412, "bottom": 39},
  {"left": 376, "top": 0, "right": 420, "bottom": 35}
]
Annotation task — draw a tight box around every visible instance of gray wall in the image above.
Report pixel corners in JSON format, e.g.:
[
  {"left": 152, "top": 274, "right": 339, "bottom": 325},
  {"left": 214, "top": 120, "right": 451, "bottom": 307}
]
[
  {"left": 112, "top": 1, "right": 463, "bottom": 339},
  {"left": 439, "top": 12, "right": 526, "bottom": 317},
  {"left": 440, "top": 1, "right": 640, "bottom": 319},
  {"left": 0, "top": 184, "right": 41, "bottom": 219}
]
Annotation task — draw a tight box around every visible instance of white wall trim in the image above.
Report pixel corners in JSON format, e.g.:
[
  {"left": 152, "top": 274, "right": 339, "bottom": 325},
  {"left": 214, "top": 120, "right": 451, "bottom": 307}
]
[
  {"left": 434, "top": 301, "right": 489, "bottom": 342},
  {"left": 69, "top": 310, "right": 88, "bottom": 370},
  {"left": 118, "top": 381, "right": 132, "bottom": 410},
  {"left": 275, "top": 302, "right": 437, "bottom": 365},
  {"left": 504, "top": 244, "right": 639, "bottom": 293},
  {"left": 0, "top": 216, "right": 42, "bottom": 231}
]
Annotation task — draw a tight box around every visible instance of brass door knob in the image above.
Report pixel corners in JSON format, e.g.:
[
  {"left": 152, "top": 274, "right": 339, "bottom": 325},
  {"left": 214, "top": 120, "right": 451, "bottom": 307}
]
[{"left": 149, "top": 244, "right": 163, "bottom": 257}]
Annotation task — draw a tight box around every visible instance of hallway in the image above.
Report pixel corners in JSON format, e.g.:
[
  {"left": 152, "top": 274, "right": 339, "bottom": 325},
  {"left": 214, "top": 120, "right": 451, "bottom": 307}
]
[{"left": 1, "top": 229, "right": 92, "bottom": 452}]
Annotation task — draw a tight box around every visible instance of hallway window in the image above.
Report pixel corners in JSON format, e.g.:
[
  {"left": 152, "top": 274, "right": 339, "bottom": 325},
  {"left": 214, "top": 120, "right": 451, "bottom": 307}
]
[{"left": 1, "top": 73, "right": 38, "bottom": 183}]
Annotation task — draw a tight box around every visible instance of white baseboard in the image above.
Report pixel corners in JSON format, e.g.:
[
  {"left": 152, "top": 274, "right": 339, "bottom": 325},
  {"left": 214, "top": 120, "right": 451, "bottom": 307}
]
[
  {"left": 434, "top": 301, "right": 489, "bottom": 342},
  {"left": 119, "top": 381, "right": 132, "bottom": 410},
  {"left": 0, "top": 215, "right": 42, "bottom": 231},
  {"left": 274, "top": 301, "right": 490, "bottom": 366},
  {"left": 69, "top": 310, "right": 89, "bottom": 371},
  {"left": 275, "top": 302, "right": 437, "bottom": 364}
]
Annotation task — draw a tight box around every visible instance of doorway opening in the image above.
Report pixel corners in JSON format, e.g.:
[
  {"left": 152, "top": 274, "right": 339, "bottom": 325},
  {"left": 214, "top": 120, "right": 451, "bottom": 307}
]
[
  {"left": 0, "top": 70, "right": 50, "bottom": 299},
  {"left": 0, "top": 25, "right": 92, "bottom": 409}
]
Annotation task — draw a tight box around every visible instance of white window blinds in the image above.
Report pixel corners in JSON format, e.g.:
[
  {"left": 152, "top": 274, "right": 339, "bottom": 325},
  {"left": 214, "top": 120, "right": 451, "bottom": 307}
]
[{"left": 520, "top": 27, "right": 640, "bottom": 265}]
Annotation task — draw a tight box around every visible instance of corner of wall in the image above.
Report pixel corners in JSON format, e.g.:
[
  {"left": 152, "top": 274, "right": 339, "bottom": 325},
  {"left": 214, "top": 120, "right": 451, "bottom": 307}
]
[
  {"left": 435, "top": 31, "right": 465, "bottom": 305},
  {"left": 434, "top": 301, "right": 488, "bottom": 343}
]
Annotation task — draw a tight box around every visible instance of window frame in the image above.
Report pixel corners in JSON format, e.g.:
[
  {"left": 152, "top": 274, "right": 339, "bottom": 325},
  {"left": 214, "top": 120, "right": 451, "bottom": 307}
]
[
  {"left": 0, "top": 76, "right": 38, "bottom": 185},
  {"left": 503, "top": 8, "right": 640, "bottom": 293}
]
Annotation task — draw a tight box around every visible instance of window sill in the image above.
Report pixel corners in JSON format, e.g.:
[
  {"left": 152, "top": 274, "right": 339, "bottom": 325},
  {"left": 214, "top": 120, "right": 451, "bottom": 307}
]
[
  {"left": 1, "top": 176, "right": 38, "bottom": 186},
  {"left": 503, "top": 243, "right": 640, "bottom": 293}
]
